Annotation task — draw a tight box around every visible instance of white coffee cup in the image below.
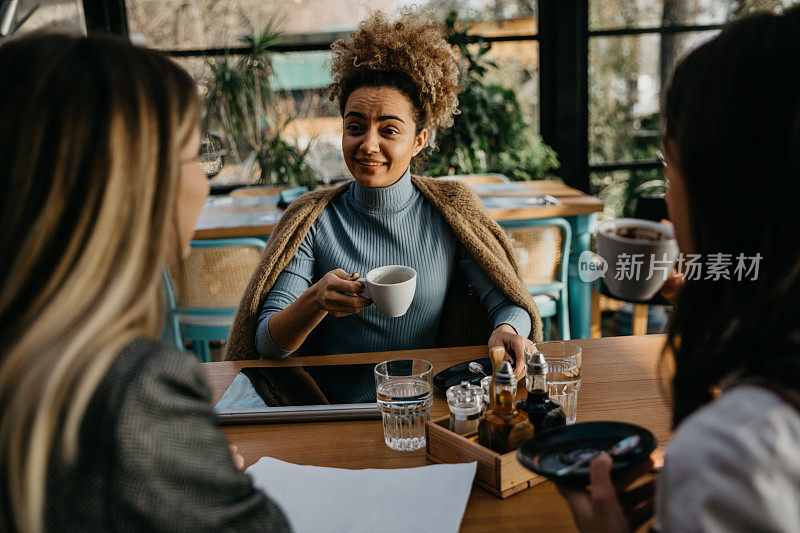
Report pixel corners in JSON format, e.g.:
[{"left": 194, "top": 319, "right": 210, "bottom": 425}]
[
  {"left": 359, "top": 265, "right": 417, "bottom": 318},
  {"left": 596, "top": 218, "right": 679, "bottom": 301}
]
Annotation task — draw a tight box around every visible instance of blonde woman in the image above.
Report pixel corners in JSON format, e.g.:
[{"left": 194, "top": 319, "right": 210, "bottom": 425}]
[{"left": 0, "top": 35, "right": 289, "bottom": 531}]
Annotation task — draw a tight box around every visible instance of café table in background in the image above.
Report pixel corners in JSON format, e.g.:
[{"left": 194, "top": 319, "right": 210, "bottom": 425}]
[
  {"left": 203, "top": 334, "right": 670, "bottom": 533},
  {"left": 193, "top": 180, "right": 603, "bottom": 339}
]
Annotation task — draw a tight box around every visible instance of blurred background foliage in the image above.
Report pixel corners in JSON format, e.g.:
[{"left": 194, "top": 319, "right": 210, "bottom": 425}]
[
  {"left": 202, "top": 24, "right": 320, "bottom": 188},
  {"left": 125, "top": 0, "right": 795, "bottom": 207},
  {"left": 423, "top": 12, "right": 559, "bottom": 181}
]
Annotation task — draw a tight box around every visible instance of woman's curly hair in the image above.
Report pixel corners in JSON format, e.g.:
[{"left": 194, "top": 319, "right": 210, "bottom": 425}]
[{"left": 326, "top": 10, "right": 461, "bottom": 146}]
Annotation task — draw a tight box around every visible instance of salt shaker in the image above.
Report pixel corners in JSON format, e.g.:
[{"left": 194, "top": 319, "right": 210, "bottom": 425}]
[{"left": 446, "top": 381, "right": 483, "bottom": 435}]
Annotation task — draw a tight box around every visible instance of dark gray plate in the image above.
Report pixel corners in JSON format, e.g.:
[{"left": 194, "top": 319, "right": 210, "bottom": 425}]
[
  {"left": 432, "top": 357, "right": 491, "bottom": 392},
  {"left": 517, "top": 421, "right": 656, "bottom": 486}
]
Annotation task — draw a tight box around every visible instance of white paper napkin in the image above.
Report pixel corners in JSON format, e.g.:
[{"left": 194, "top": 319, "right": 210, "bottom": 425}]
[{"left": 246, "top": 457, "right": 477, "bottom": 533}]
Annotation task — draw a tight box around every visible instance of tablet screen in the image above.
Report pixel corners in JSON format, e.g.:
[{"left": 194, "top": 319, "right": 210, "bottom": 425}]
[{"left": 214, "top": 363, "right": 378, "bottom": 410}]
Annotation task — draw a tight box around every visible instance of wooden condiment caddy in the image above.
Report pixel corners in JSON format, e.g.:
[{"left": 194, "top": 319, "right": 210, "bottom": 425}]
[{"left": 425, "top": 414, "right": 546, "bottom": 498}]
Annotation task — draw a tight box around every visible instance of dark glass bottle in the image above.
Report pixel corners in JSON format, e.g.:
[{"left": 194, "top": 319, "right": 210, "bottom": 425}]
[
  {"left": 478, "top": 360, "right": 534, "bottom": 454},
  {"left": 517, "top": 350, "right": 566, "bottom": 434}
]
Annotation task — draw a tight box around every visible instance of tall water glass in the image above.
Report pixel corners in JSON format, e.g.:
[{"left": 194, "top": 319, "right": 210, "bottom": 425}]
[
  {"left": 374, "top": 359, "right": 433, "bottom": 451},
  {"left": 534, "top": 341, "right": 582, "bottom": 424}
]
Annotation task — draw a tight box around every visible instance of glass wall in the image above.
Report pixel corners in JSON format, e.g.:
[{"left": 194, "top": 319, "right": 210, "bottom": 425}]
[
  {"left": 587, "top": 0, "right": 795, "bottom": 217},
  {"left": 125, "top": 0, "right": 541, "bottom": 186},
  {"left": 120, "top": 0, "right": 795, "bottom": 195}
]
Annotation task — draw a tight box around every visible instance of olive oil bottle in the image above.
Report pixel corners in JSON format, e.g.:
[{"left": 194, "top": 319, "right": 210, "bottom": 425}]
[{"left": 478, "top": 359, "right": 533, "bottom": 454}]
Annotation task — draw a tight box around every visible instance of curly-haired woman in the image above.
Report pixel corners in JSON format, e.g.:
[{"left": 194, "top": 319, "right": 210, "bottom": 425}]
[{"left": 226, "top": 11, "right": 542, "bottom": 403}]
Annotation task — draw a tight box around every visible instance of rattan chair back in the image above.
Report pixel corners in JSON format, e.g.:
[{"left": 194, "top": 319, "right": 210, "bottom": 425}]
[
  {"left": 505, "top": 225, "right": 563, "bottom": 287},
  {"left": 167, "top": 240, "right": 265, "bottom": 309}
]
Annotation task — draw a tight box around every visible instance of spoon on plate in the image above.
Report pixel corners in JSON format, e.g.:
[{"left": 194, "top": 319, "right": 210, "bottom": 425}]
[
  {"left": 468, "top": 362, "right": 488, "bottom": 377},
  {"left": 556, "top": 434, "right": 641, "bottom": 477}
]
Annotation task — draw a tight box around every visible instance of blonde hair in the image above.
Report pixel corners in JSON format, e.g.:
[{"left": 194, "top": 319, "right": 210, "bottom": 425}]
[
  {"left": 0, "top": 34, "right": 199, "bottom": 532},
  {"left": 326, "top": 9, "right": 461, "bottom": 146}
]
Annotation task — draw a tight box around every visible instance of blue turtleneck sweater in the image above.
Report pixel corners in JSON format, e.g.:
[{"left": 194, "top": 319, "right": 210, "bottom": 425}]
[{"left": 256, "top": 168, "right": 531, "bottom": 403}]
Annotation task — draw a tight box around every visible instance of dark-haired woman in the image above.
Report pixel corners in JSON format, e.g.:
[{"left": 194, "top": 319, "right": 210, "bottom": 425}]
[
  {"left": 561, "top": 7, "right": 800, "bottom": 532},
  {"left": 226, "top": 11, "right": 543, "bottom": 402}
]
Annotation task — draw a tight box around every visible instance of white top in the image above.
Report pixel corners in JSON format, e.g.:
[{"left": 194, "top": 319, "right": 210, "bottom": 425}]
[{"left": 656, "top": 385, "right": 800, "bottom": 532}]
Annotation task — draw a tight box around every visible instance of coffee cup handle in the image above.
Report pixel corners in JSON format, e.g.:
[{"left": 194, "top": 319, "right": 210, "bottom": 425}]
[{"left": 358, "top": 281, "right": 372, "bottom": 300}]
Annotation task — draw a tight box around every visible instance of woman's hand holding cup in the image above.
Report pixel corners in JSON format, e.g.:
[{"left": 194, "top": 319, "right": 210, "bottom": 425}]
[{"left": 311, "top": 269, "right": 372, "bottom": 317}]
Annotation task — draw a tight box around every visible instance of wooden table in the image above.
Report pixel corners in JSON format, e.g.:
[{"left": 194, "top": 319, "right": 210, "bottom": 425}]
[
  {"left": 204, "top": 335, "right": 671, "bottom": 532},
  {"left": 194, "top": 180, "right": 603, "bottom": 339},
  {"left": 194, "top": 181, "right": 601, "bottom": 239}
]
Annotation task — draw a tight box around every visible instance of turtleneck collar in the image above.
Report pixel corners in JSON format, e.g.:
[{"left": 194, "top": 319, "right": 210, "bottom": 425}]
[{"left": 349, "top": 167, "right": 415, "bottom": 213}]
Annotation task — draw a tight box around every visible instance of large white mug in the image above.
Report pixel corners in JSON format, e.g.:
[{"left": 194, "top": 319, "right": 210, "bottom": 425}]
[
  {"left": 359, "top": 265, "right": 417, "bottom": 318},
  {"left": 596, "top": 218, "right": 679, "bottom": 301}
]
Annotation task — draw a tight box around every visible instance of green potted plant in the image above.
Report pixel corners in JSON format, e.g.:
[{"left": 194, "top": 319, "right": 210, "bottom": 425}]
[
  {"left": 424, "top": 13, "right": 559, "bottom": 181},
  {"left": 202, "top": 23, "right": 318, "bottom": 189}
]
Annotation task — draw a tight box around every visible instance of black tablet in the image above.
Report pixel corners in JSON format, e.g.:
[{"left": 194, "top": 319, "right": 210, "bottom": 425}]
[{"left": 214, "top": 364, "right": 380, "bottom": 424}]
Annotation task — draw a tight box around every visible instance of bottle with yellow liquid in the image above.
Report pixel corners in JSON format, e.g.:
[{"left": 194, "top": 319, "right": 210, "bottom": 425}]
[{"left": 477, "top": 359, "right": 534, "bottom": 454}]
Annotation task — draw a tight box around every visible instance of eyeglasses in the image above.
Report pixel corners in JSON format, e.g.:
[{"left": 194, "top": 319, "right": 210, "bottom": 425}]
[
  {"left": 199, "top": 133, "right": 226, "bottom": 179},
  {"left": 656, "top": 149, "right": 667, "bottom": 169},
  {"left": 656, "top": 149, "right": 670, "bottom": 188}
]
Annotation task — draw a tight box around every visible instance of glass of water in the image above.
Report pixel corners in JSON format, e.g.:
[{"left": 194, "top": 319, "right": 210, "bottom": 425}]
[
  {"left": 374, "top": 359, "right": 433, "bottom": 451},
  {"left": 534, "top": 341, "right": 582, "bottom": 424}
]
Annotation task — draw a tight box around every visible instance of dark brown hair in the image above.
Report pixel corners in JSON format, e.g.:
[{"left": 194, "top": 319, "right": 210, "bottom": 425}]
[{"left": 663, "top": 6, "right": 800, "bottom": 426}]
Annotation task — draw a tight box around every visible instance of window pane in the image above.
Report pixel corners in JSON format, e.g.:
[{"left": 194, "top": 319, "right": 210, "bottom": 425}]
[
  {"left": 590, "top": 168, "right": 667, "bottom": 219},
  {"left": 590, "top": 0, "right": 730, "bottom": 30},
  {"left": 478, "top": 20, "right": 540, "bottom": 133},
  {"left": 127, "top": 0, "right": 538, "bottom": 50},
  {"left": 170, "top": 52, "right": 343, "bottom": 185},
  {"left": 588, "top": 30, "right": 718, "bottom": 165},
  {"left": 8, "top": 0, "right": 85, "bottom": 37},
  {"left": 590, "top": 0, "right": 798, "bottom": 31},
  {"left": 146, "top": 3, "right": 540, "bottom": 185},
  {"left": 422, "top": 0, "right": 535, "bottom": 20},
  {"left": 127, "top": 0, "right": 398, "bottom": 50}
]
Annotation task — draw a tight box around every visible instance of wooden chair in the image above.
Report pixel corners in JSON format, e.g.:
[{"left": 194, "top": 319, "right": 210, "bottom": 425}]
[
  {"left": 499, "top": 217, "right": 572, "bottom": 340},
  {"left": 164, "top": 238, "right": 266, "bottom": 362}
]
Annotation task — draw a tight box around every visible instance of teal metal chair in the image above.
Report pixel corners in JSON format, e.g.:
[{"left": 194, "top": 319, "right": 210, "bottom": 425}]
[
  {"left": 499, "top": 218, "right": 572, "bottom": 340},
  {"left": 164, "top": 238, "right": 266, "bottom": 362},
  {"left": 279, "top": 186, "right": 309, "bottom": 205}
]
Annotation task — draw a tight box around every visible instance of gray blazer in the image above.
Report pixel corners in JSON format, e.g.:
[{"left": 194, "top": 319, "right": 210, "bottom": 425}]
[{"left": 43, "top": 338, "right": 290, "bottom": 532}]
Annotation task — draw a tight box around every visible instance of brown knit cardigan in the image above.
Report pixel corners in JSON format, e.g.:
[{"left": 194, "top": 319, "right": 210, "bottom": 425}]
[{"left": 225, "top": 175, "right": 542, "bottom": 361}]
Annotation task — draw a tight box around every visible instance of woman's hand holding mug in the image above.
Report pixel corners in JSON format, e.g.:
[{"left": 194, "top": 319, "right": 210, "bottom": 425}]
[{"left": 311, "top": 269, "right": 372, "bottom": 317}]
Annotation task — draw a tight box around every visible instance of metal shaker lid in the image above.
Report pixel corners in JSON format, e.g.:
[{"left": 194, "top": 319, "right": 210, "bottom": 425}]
[
  {"left": 446, "top": 380, "right": 482, "bottom": 403},
  {"left": 525, "top": 349, "right": 548, "bottom": 375},
  {"left": 494, "top": 360, "right": 517, "bottom": 386}
]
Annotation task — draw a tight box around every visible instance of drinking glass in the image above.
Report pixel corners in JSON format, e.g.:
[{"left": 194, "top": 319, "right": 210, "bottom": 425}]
[
  {"left": 374, "top": 359, "right": 433, "bottom": 451},
  {"left": 533, "top": 341, "right": 582, "bottom": 424}
]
